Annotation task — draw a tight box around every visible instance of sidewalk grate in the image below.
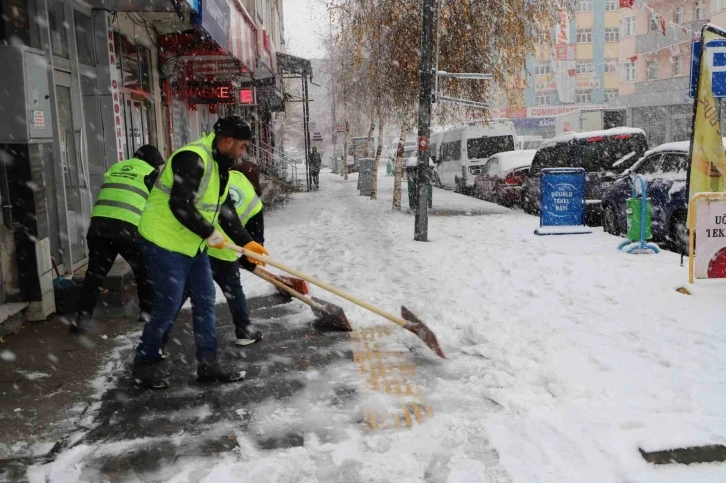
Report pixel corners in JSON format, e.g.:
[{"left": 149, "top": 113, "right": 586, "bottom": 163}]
[{"left": 352, "top": 326, "right": 432, "bottom": 430}]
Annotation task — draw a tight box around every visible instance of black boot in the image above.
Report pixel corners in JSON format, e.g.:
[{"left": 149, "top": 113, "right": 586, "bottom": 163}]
[
  {"left": 197, "top": 358, "right": 245, "bottom": 383},
  {"left": 70, "top": 313, "right": 92, "bottom": 335},
  {"left": 235, "top": 324, "right": 263, "bottom": 347},
  {"left": 131, "top": 362, "right": 169, "bottom": 390}
]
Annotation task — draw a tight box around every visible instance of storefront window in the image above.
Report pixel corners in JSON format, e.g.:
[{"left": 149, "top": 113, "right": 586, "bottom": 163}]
[
  {"left": 113, "top": 30, "right": 157, "bottom": 154},
  {"left": 74, "top": 11, "right": 95, "bottom": 66},
  {"left": 139, "top": 45, "right": 152, "bottom": 93},
  {"left": 48, "top": 0, "right": 69, "bottom": 58}
]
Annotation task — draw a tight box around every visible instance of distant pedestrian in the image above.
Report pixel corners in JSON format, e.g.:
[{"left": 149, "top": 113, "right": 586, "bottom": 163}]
[
  {"left": 310, "top": 147, "right": 322, "bottom": 189},
  {"left": 71, "top": 145, "right": 164, "bottom": 334}
]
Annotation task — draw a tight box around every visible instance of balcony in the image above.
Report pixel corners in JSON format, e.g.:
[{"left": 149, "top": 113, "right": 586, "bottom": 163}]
[{"left": 636, "top": 20, "right": 704, "bottom": 54}]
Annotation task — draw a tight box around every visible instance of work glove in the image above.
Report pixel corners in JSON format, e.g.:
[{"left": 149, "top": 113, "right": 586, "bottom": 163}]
[
  {"left": 243, "top": 241, "right": 268, "bottom": 266},
  {"left": 205, "top": 230, "right": 226, "bottom": 249}
]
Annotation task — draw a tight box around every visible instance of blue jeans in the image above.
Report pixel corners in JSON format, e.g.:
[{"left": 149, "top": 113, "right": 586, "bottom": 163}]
[
  {"left": 134, "top": 239, "right": 218, "bottom": 365},
  {"left": 161, "top": 258, "right": 251, "bottom": 346}
]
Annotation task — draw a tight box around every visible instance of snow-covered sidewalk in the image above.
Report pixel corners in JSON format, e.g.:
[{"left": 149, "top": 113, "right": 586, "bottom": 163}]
[
  {"left": 259, "top": 170, "right": 726, "bottom": 482},
  {"left": 32, "top": 169, "right": 726, "bottom": 482}
]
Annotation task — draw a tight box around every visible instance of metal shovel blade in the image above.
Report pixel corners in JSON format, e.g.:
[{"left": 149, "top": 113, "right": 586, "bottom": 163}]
[
  {"left": 278, "top": 275, "right": 309, "bottom": 295},
  {"left": 401, "top": 306, "right": 446, "bottom": 359},
  {"left": 310, "top": 296, "right": 352, "bottom": 331}
]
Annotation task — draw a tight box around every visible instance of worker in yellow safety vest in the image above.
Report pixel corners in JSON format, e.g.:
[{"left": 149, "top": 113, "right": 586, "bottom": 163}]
[
  {"left": 160, "top": 168, "right": 265, "bottom": 354},
  {"left": 131, "top": 116, "right": 268, "bottom": 390},
  {"left": 71, "top": 145, "right": 164, "bottom": 334}
]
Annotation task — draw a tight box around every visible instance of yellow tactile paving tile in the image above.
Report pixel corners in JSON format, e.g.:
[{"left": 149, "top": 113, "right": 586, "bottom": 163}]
[{"left": 352, "top": 326, "right": 431, "bottom": 430}]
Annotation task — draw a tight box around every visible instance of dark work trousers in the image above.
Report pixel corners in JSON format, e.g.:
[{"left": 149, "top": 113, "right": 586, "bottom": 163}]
[
  {"left": 77, "top": 237, "right": 154, "bottom": 317},
  {"left": 311, "top": 170, "right": 320, "bottom": 187},
  {"left": 161, "top": 257, "right": 251, "bottom": 347}
]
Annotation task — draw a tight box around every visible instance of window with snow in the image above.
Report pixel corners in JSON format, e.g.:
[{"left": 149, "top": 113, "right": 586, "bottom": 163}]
[
  {"left": 712, "top": 0, "right": 726, "bottom": 12},
  {"left": 647, "top": 60, "right": 659, "bottom": 81},
  {"left": 535, "top": 93, "right": 552, "bottom": 106},
  {"left": 674, "top": 7, "right": 684, "bottom": 24},
  {"left": 576, "top": 0, "right": 593, "bottom": 12},
  {"left": 672, "top": 55, "right": 683, "bottom": 76},
  {"left": 623, "top": 61, "right": 636, "bottom": 82},
  {"left": 534, "top": 61, "right": 551, "bottom": 76},
  {"left": 576, "top": 90, "right": 592, "bottom": 104},
  {"left": 576, "top": 60, "right": 593, "bottom": 74},
  {"left": 649, "top": 13, "right": 659, "bottom": 32},
  {"left": 604, "top": 59, "right": 618, "bottom": 73},
  {"left": 605, "top": 28, "right": 620, "bottom": 43},
  {"left": 622, "top": 16, "right": 636, "bottom": 37},
  {"left": 605, "top": 0, "right": 618, "bottom": 11},
  {"left": 577, "top": 29, "right": 593, "bottom": 43},
  {"left": 697, "top": 0, "right": 706, "bottom": 19},
  {"left": 604, "top": 89, "right": 619, "bottom": 102}
]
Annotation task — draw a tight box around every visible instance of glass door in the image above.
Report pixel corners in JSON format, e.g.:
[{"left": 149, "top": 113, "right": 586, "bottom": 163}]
[{"left": 55, "top": 74, "right": 87, "bottom": 267}]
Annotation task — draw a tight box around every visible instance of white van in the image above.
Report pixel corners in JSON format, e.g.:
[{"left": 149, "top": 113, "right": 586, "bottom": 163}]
[{"left": 436, "top": 122, "right": 517, "bottom": 192}]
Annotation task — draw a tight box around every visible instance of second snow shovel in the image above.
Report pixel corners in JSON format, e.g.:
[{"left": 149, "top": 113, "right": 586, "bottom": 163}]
[
  {"left": 255, "top": 267, "right": 309, "bottom": 296},
  {"left": 253, "top": 268, "right": 352, "bottom": 331},
  {"left": 228, "top": 243, "right": 446, "bottom": 359}
]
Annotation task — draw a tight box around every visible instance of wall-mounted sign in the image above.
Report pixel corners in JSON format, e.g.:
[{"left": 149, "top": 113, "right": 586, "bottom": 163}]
[
  {"left": 185, "top": 0, "right": 201, "bottom": 12},
  {"left": 191, "top": 0, "right": 231, "bottom": 50},
  {"left": 239, "top": 87, "right": 256, "bottom": 105},
  {"left": 334, "top": 123, "right": 347, "bottom": 132},
  {"left": 186, "top": 82, "right": 235, "bottom": 104}
]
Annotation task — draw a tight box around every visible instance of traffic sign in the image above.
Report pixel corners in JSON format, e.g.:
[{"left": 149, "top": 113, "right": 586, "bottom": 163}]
[{"left": 690, "top": 39, "right": 726, "bottom": 98}]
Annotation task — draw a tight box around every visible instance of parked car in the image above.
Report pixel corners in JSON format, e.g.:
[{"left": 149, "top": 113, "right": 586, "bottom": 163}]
[
  {"left": 521, "top": 128, "right": 648, "bottom": 225},
  {"left": 474, "top": 150, "right": 536, "bottom": 207},
  {"left": 435, "top": 121, "right": 517, "bottom": 193},
  {"left": 601, "top": 139, "right": 726, "bottom": 253}
]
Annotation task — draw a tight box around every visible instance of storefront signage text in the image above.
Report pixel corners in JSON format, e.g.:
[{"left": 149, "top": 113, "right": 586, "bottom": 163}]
[{"left": 186, "top": 82, "right": 235, "bottom": 104}]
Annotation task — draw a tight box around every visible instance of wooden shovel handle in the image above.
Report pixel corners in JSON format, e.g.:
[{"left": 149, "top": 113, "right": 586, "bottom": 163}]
[{"left": 229, "top": 243, "right": 407, "bottom": 329}]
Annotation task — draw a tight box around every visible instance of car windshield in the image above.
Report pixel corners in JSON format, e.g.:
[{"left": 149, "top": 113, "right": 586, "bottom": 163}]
[
  {"left": 578, "top": 133, "right": 647, "bottom": 173},
  {"left": 467, "top": 135, "right": 515, "bottom": 160}
]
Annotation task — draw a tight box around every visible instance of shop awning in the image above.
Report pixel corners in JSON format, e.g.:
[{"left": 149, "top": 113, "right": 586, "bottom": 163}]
[{"left": 277, "top": 53, "right": 313, "bottom": 80}]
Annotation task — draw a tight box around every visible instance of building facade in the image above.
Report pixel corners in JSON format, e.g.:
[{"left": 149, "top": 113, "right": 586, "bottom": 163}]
[
  {"left": 612, "top": 0, "right": 707, "bottom": 147},
  {"left": 498, "top": 0, "right": 726, "bottom": 144},
  {"left": 0, "top": 0, "right": 288, "bottom": 320}
]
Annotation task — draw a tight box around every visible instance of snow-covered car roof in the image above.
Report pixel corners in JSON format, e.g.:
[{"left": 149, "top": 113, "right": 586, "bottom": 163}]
[
  {"left": 540, "top": 127, "right": 646, "bottom": 149},
  {"left": 488, "top": 150, "right": 537, "bottom": 172},
  {"left": 642, "top": 138, "right": 726, "bottom": 157}
]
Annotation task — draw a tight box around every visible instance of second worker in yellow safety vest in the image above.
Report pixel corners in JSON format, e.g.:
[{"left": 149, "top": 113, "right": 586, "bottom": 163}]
[
  {"left": 132, "top": 116, "right": 268, "bottom": 390},
  {"left": 71, "top": 145, "right": 164, "bottom": 334}
]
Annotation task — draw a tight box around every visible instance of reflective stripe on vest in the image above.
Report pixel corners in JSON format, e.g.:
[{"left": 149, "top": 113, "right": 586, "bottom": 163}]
[
  {"left": 91, "top": 158, "right": 154, "bottom": 226},
  {"left": 139, "top": 134, "right": 230, "bottom": 257},
  {"left": 207, "top": 170, "right": 263, "bottom": 261}
]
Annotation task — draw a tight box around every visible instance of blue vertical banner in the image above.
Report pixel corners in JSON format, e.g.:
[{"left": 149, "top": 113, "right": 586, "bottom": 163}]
[
  {"left": 185, "top": 0, "right": 201, "bottom": 13},
  {"left": 192, "top": 0, "right": 231, "bottom": 50},
  {"left": 535, "top": 168, "right": 592, "bottom": 235}
]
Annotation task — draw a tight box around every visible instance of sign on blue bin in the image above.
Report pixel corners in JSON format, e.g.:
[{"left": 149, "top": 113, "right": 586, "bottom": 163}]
[{"left": 535, "top": 168, "right": 592, "bottom": 236}]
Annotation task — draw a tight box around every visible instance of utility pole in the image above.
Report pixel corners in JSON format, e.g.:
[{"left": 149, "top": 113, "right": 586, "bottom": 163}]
[
  {"left": 414, "top": 0, "right": 436, "bottom": 241},
  {"left": 303, "top": 74, "right": 312, "bottom": 191}
]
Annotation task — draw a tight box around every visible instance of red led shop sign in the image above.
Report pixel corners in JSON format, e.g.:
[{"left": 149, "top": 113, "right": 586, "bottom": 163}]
[
  {"left": 185, "top": 82, "right": 235, "bottom": 104},
  {"left": 239, "top": 88, "right": 256, "bottom": 105}
]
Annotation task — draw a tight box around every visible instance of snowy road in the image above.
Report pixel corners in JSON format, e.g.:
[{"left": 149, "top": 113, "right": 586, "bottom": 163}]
[{"left": 31, "top": 169, "right": 726, "bottom": 482}]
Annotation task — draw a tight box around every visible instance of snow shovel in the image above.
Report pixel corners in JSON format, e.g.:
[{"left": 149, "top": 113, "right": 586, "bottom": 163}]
[
  {"left": 252, "top": 267, "right": 352, "bottom": 331},
  {"left": 227, "top": 243, "right": 446, "bottom": 359},
  {"left": 254, "top": 267, "right": 309, "bottom": 296}
]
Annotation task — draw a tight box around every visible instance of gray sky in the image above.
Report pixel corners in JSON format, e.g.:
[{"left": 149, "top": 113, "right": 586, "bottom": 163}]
[{"left": 283, "top": 0, "right": 328, "bottom": 59}]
